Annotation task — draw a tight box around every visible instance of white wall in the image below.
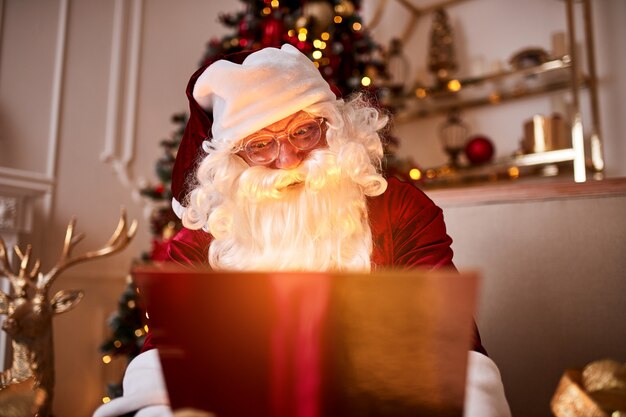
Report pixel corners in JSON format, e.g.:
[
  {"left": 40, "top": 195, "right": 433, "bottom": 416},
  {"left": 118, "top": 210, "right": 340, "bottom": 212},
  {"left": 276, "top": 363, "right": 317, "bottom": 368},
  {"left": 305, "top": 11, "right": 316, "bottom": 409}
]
[{"left": 0, "top": 0, "right": 624, "bottom": 415}]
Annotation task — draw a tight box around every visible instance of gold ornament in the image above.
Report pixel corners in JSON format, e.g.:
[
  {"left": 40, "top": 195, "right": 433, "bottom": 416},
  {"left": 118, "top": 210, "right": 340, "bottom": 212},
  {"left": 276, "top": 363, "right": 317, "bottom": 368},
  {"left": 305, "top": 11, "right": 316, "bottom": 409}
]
[
  {"left": 0, "top": 211, "right": 137, "bottom": 416},
  {"left": 552, "top": 359, "right": 626, "bottom": 416},
  {"left": 335, "top": 0, "right": 355, "bottom": 17},
  {"left": 295, "top": 15, "right": 309, "bottom": 31},
  {"left": 302, "top": 1, "right": 334, "bottom": 36}
]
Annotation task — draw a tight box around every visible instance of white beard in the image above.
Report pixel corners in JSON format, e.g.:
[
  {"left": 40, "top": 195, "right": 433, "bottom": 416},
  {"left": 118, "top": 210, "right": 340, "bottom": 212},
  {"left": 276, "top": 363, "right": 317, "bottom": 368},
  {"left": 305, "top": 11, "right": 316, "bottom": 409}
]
[{"left": 206, "top": 149, "right": 373, "bottom": 272}]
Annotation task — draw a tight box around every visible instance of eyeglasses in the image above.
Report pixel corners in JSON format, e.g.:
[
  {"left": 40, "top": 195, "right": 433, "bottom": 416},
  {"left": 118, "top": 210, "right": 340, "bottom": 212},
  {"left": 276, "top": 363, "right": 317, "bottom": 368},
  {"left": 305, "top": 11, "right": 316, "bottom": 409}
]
[{"left": 235, "top": 117, "right": 326, "bottom": 164}]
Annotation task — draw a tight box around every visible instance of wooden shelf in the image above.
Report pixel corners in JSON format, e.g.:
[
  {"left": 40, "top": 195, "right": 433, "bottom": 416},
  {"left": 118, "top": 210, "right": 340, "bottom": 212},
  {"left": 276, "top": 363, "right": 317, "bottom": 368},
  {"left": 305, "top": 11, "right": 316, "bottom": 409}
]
[
  {"left": 388, "top": 56, "right": 584, "bottom": 120},
  {"left": 418, "top": 148, "right": 583, "bottom": 188},
  {"left": 423, "top": 176, "right": 626, "bottom": 207}
]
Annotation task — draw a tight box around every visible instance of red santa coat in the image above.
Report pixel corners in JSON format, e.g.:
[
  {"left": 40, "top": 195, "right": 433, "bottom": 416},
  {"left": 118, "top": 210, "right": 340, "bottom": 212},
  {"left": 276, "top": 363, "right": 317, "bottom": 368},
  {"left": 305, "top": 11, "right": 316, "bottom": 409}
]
[{"left": 142, "top": 177, "right": 486, "bottom": 354}]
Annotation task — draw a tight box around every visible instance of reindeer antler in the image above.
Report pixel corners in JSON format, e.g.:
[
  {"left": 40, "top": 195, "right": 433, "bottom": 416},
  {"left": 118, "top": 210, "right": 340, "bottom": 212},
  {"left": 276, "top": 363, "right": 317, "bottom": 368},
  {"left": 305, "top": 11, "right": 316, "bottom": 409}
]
[
  {"left": 1, "top": 234, "right": 39, "bottom": 297},
  {"left": 42, "top": 209, "right": 137, "bottom": 290},
  {"left": 0, "top": 238, "right": 10, "bottom": 276}
]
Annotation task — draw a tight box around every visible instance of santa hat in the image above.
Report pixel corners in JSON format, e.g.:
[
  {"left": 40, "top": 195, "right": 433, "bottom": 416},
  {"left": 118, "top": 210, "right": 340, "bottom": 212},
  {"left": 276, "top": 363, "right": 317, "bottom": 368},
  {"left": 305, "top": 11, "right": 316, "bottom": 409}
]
[{"left": 171, "top": 44, "right": 337, "bottom": 215}]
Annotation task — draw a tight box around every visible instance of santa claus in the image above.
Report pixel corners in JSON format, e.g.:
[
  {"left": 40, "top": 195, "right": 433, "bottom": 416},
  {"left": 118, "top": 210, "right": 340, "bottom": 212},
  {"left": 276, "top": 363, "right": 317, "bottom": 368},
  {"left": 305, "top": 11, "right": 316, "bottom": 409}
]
[{"left": 94, "top": 44, "right": 510, "bottom": 417}]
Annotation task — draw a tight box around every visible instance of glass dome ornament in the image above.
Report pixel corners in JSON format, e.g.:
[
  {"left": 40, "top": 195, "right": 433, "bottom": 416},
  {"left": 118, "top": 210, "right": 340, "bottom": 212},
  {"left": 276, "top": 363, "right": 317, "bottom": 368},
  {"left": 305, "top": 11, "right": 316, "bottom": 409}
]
[{"left": 439, "top": 109, "right": 468, "bottom": 167}]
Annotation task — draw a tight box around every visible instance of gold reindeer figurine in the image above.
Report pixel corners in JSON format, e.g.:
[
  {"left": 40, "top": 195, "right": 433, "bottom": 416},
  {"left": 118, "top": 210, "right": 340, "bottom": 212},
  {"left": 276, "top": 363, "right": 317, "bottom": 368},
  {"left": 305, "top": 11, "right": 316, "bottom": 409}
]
[{"left": 0, "top": 211, "right": 137, "bottom": 416}]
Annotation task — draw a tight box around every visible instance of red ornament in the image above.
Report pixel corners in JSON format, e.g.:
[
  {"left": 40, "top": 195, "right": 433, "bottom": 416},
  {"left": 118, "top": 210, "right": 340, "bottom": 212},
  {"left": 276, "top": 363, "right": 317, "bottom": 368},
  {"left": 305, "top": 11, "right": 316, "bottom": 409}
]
[
  {"left": 261, "top": 18, "right": 285, "bottom": 47},
  {"left": 464, "top": 135, "right": 495, "bottom": 165}
]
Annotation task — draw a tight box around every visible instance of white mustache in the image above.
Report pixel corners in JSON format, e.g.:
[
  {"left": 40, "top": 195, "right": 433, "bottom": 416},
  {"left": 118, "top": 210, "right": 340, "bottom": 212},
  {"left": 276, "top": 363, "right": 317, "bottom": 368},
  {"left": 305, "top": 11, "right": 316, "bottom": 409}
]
[{"left": 236, "top": 150, "right": 336, "bottom": 202}]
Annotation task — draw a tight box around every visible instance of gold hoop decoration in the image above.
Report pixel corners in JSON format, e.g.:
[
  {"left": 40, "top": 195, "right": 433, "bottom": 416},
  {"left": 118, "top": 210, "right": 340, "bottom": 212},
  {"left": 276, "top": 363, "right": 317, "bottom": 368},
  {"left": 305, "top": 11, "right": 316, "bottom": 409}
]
[
  {"left": 366, "top": 0, "right": 389, "bottom": 31},
  {"left": 390, "top": 0, "right": 472, "bottom": 44}
]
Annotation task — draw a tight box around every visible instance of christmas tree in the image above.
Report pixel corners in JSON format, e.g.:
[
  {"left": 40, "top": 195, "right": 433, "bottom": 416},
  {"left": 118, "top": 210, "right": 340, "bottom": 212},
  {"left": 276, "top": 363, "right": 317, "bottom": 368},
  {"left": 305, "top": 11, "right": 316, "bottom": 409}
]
[
  {"left": 428, "top": 8, "right": 458, "bottom": 85},
  {"left": 100, "top": 0, "right": 418, "bottom": 402}
]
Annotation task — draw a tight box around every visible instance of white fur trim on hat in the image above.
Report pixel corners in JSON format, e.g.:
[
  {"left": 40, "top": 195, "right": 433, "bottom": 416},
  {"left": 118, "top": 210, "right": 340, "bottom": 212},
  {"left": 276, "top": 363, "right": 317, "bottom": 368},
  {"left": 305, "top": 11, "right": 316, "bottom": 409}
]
[{"left": 192, "top": 44, "right": 336, "bottom": 149}]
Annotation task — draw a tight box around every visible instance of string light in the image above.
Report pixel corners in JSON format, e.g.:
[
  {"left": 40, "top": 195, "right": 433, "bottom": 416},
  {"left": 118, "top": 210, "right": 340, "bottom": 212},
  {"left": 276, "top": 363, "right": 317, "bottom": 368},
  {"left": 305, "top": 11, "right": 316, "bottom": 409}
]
[
  {"left": 288, "top": 29, "right": 295, "bottom": 37},
  {"left": 144, "top": 324, "right": 149, "bottom": 333},
  {"left": 297, "top": 29, "right": 307, "bottom": 42},
  {"left": 415, "top": 88, "right": 427, "bottom": 99},
  {"left": 508, "top": 166, "right": 520, "bottom": 178},
  {"left": 447, "top": 79, "right": 461, "bottom": 92},
  {"left": 489, "top": 92, "right": 501, "bottom": 104},
  {"left": 312, "top": 50, "right": 322, "bottom": 60},
  {"left": 102, "top": 355, "right": 112, "bottom": 364},
  {"left": 314, "top": 61, "right": 320, "bottom": 68},
  {"left": 113, "top": 340, "right": 122, "bottom": 348},
  {"left": 262, "top": 7, "right": 271, "bottom": 15},
  {"left": 102, "top": 397, "right": 111, "bottom": 404},
  {"left": 409, "top": 168, "right": 422, "bottom": 181},
  {"left": 127, "top": 300, "right": 135, "bottom": 309},
  {"left": 134, "top": 329, "right": 144, "bottom": 337},
  {"left": 352, "top": 22, "right": 362, "bottom": 31},
  {"left": 313, "top": 39, "right": 322, "bottom": 48},
  {"left": 334, "top": 16, "right": 343, "bottom": 24},
  {"left": 270, "top": 0, "right": 279, "bottom": 7},
  {"left": 321, "top": 32, "right": 330, "bottom": 41},
  {"left": 361, "top": 76, "right": 371, "bottom": 87}
]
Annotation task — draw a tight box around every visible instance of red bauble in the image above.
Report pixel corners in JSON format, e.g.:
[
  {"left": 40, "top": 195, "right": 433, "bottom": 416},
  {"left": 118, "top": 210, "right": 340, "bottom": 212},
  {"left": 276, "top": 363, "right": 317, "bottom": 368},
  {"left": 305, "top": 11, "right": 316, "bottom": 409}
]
[
  {"left": 464, "top": 135, "right": 495, "bottom": 165},
  {"left": 261, "top": 18, "right": 285, "bottom": 48}
]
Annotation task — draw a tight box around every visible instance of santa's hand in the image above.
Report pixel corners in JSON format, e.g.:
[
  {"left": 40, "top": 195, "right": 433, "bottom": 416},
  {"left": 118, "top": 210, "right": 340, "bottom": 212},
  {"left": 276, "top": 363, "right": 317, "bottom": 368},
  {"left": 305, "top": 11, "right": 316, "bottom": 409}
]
[
  {"left": 93, "top": 350, "right": 171, "bottom": 417},
  {"left": 464, "top": 351, "right": 512, "bottom": 417}
]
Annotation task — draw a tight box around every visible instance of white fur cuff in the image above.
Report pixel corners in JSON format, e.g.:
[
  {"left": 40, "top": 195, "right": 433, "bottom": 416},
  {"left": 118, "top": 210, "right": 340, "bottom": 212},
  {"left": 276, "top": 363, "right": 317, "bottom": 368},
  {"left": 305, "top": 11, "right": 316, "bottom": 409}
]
[
  {"left": 93, "top": 350, "right": 171, "bottom": 417},
  {"left": 464, "top": 351, "right": 512, "bottom": 417}
]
